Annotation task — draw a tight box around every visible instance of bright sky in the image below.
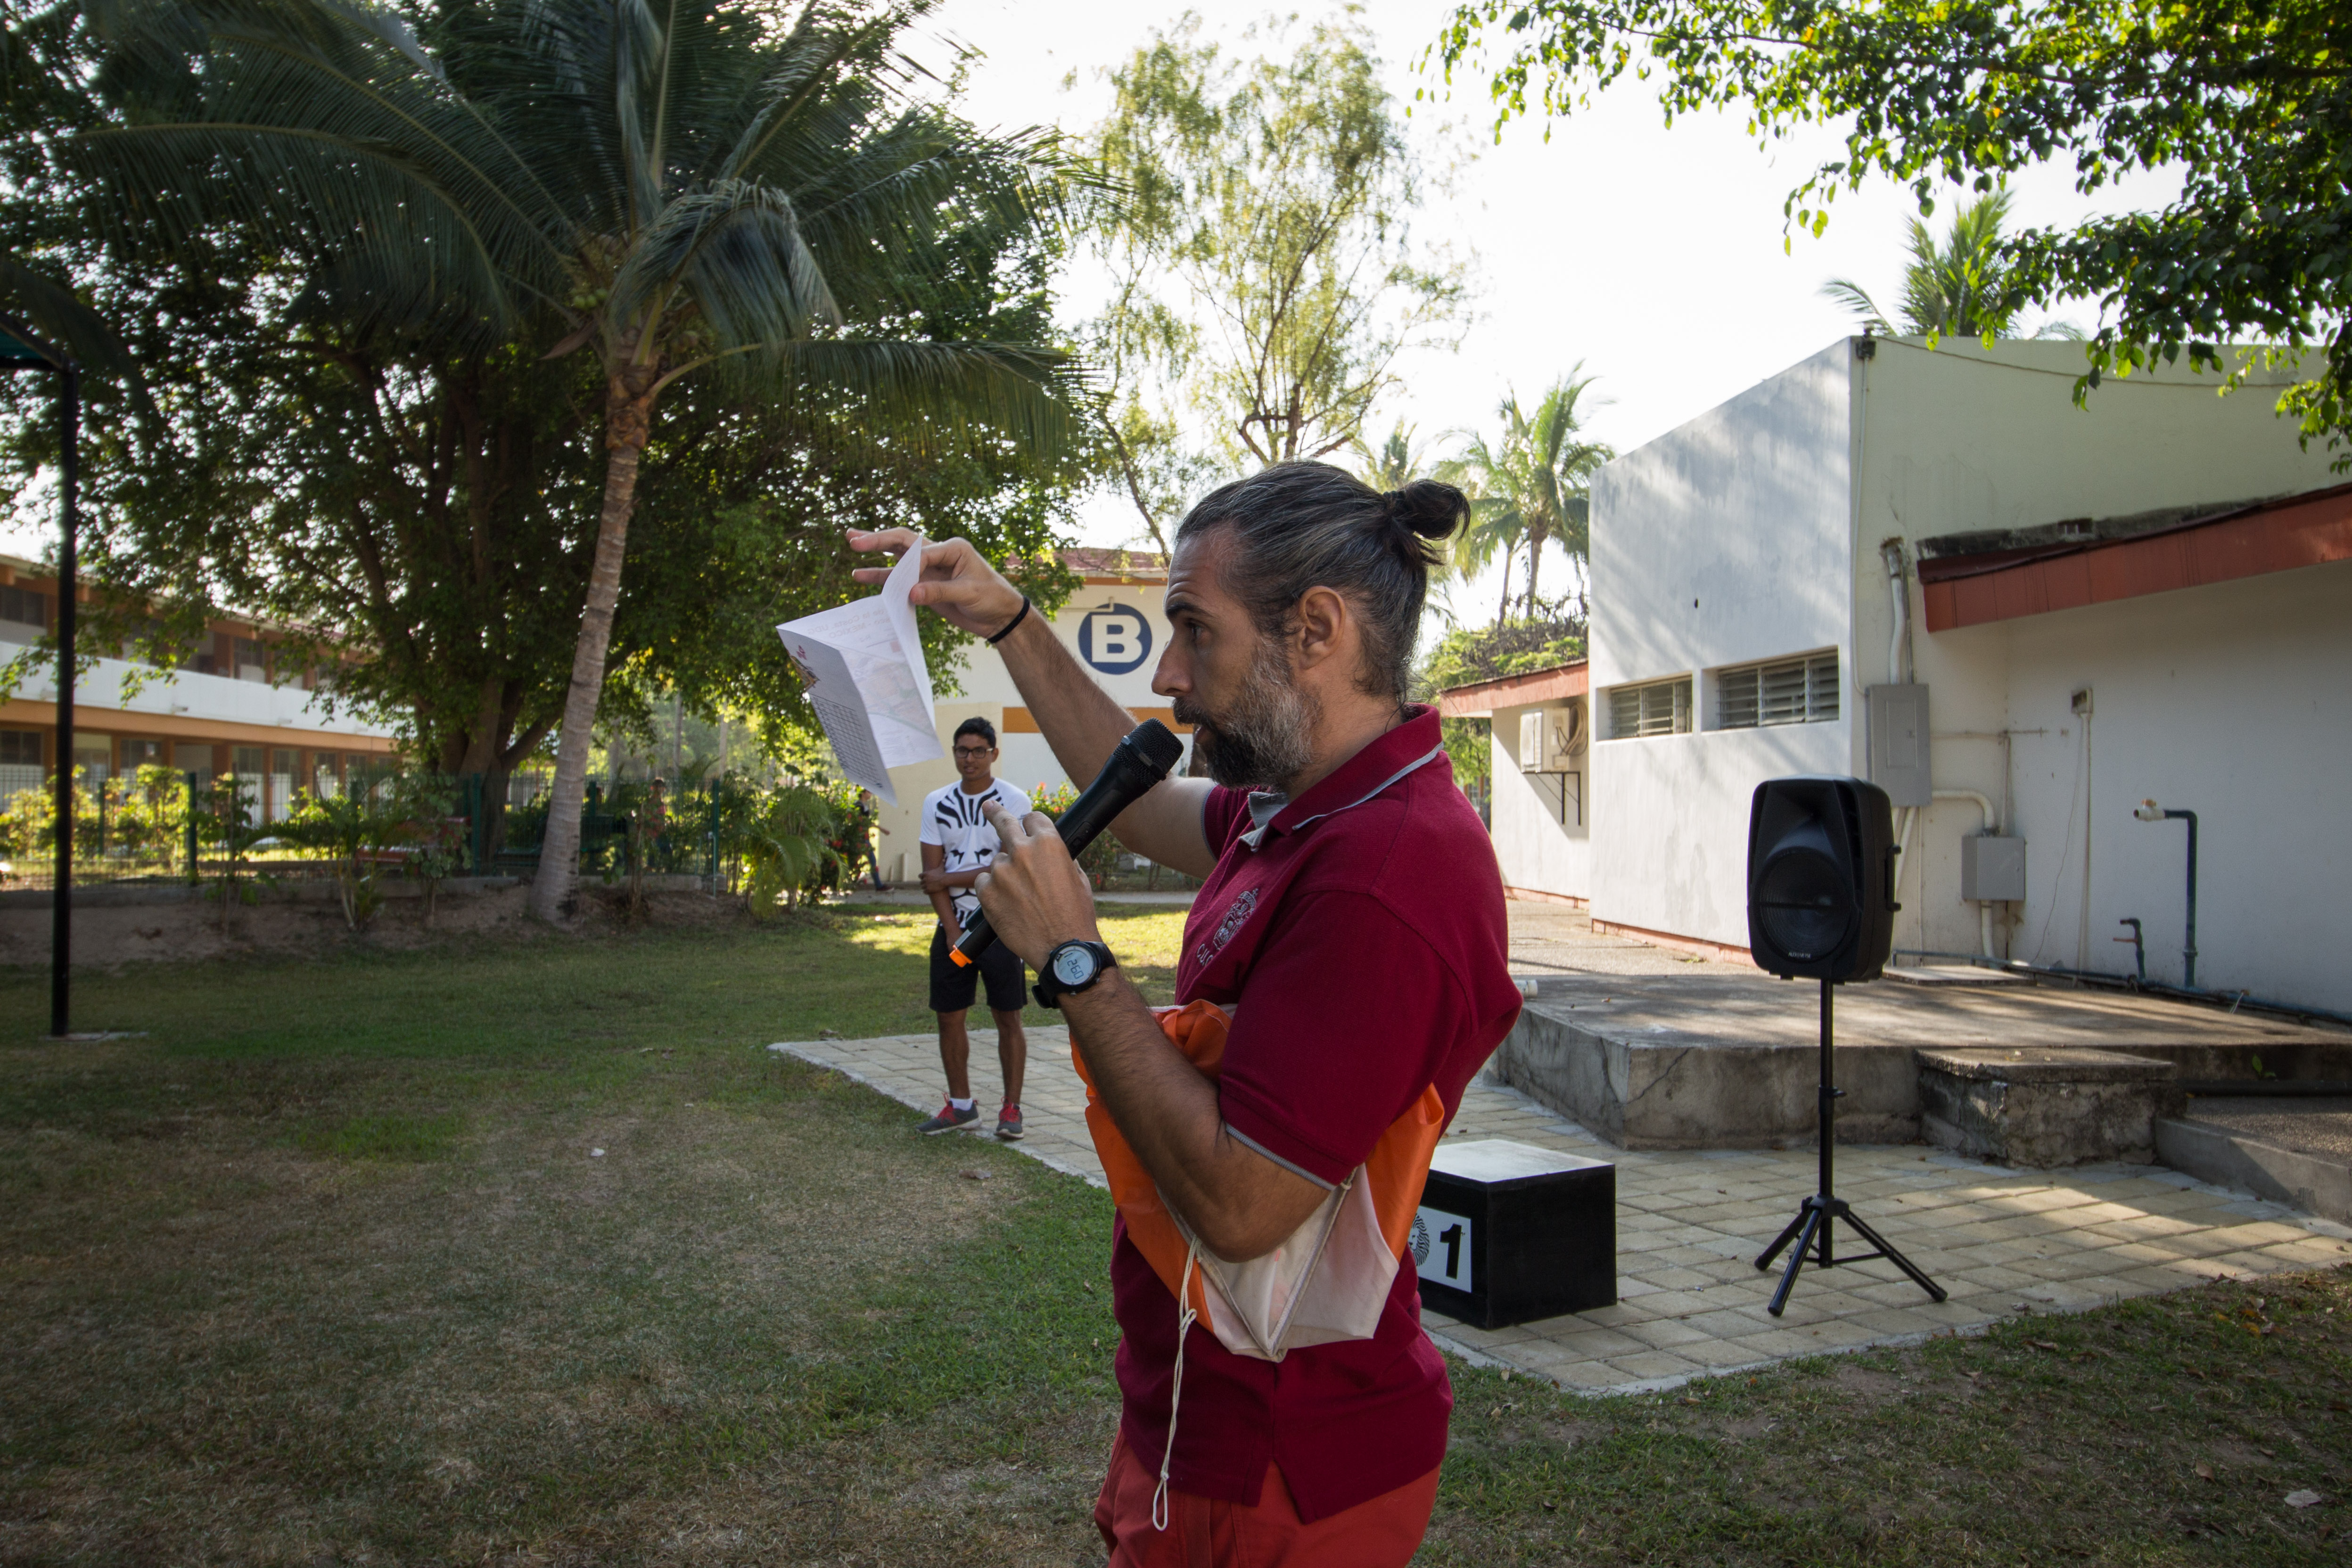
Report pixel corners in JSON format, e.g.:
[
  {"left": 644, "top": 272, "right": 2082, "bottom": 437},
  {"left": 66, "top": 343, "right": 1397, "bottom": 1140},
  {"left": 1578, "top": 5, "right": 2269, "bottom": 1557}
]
[{"left": 924, "top": 0, "right": 2184, "bottom": 627}]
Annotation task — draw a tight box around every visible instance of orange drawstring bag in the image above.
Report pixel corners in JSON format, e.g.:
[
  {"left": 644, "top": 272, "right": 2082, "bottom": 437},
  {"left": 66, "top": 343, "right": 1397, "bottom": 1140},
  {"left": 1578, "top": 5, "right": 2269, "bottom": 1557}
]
[
  {"left": 1071, "top": 999, "right": 1447, "bottom": 1352},
  {"left": 1074, "top": 1000, "right": 1448, "bottom": 1532}
]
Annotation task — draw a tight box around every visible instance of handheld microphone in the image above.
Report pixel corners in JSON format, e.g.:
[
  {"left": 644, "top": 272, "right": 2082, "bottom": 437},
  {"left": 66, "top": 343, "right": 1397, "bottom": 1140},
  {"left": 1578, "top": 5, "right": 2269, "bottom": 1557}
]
[{"left": 951, "top": 718, "right": 1185, "bottom": 967}]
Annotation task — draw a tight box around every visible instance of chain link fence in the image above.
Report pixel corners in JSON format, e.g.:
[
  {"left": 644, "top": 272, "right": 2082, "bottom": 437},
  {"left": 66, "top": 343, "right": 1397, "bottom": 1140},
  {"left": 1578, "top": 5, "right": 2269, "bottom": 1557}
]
[{"left": 0, "top": 763, "right": 881, "bottom": 911}]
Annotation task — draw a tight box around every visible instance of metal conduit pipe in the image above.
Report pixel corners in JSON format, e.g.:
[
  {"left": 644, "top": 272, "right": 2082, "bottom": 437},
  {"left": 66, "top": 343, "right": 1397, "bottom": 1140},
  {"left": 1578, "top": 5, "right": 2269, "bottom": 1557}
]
[
  {"left": 1991, "top": 958, "right": 2352, "bottom": 1034},
  {"left": 1932, "top": 788, "right": 2000, "bottom": 960},
  {"left": 1881, "top": 540, "right": 1909, "bottom": 684}
]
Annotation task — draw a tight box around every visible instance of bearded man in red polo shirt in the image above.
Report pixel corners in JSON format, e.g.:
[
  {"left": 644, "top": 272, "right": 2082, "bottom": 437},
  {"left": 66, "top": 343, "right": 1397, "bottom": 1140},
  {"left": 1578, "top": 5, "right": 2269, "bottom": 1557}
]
[{"left": 848, "top": 462, "right": 1521, "bottom": 1566}]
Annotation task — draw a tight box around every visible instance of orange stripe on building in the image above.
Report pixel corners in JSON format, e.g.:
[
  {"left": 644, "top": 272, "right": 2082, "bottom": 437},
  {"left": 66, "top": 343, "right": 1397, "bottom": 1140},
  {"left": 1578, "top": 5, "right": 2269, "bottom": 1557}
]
[
  {"left": 1002, "top": 705, "right": 1191, "bottom": 735},
  {"left": 1920, "top": 486, "right": 2352, "bottom": 632}
]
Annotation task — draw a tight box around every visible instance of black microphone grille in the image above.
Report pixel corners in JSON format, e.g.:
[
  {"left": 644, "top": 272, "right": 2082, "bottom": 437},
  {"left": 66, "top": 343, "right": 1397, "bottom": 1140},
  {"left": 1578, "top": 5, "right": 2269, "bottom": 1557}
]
[{"left": 1126, "top": 718, "right": 1184, "bottom": 775}]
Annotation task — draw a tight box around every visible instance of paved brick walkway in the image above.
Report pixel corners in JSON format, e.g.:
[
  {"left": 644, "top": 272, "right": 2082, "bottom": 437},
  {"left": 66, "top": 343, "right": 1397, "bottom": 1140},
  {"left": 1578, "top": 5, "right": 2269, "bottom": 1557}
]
[{"left": 772, "top": 1024, "right": 2352, "bottom": 1395}]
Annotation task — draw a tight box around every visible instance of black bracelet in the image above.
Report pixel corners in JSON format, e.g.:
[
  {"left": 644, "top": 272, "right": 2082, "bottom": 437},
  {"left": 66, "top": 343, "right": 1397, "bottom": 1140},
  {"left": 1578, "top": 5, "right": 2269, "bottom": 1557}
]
[{"left": 985, "top": 596, "right": 1031, "bottom": 645}]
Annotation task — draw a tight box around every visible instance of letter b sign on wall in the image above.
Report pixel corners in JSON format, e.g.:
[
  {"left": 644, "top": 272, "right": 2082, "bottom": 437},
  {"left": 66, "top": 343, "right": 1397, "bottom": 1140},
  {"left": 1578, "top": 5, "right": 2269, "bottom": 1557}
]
[{"left": 1078, "top": 602, "right": 1153, "bottom": 674}]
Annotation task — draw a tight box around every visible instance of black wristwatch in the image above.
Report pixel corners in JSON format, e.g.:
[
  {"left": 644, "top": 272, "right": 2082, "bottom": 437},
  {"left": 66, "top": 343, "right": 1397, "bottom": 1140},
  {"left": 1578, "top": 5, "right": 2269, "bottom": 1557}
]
[{"left": 1034, "top": 939, "right": 1117, "bottom": 1010}]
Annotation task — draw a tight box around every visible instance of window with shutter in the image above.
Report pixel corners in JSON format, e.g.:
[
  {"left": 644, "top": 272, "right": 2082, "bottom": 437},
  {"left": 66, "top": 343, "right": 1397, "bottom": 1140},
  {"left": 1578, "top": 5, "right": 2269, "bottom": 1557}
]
[
  {"left": 0, "top": 583, "right": 47, "bottom": 636},
  {"left": 1718, "top": 667, "right": 1760, "bottom": 730},
  {"left": 1607, "top": 677, "right": 1692, "bottom": 738},
  {"left": 1713, "top": 649, "right": 1841, "bottom": 728}
]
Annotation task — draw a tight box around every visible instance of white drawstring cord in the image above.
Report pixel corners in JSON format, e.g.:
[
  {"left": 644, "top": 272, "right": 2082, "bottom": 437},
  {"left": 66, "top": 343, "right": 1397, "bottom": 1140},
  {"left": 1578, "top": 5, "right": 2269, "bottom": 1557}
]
[{"left": 1152, "top": 1240, "right": 1200, "bottom": 1533}]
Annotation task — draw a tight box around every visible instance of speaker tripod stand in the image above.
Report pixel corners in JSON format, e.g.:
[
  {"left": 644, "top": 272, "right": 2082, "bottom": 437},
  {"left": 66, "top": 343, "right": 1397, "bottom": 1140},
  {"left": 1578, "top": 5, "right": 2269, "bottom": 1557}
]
[{"left": 1754, "top": 978, "right": 1947, "bottom": 1316}]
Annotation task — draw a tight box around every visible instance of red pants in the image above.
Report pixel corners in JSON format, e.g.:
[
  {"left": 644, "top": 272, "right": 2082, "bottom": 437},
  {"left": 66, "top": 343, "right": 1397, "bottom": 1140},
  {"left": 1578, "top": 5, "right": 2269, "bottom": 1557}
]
[{"left": 1093, "top": 1430, "right": 1439, "bottom": 1567}]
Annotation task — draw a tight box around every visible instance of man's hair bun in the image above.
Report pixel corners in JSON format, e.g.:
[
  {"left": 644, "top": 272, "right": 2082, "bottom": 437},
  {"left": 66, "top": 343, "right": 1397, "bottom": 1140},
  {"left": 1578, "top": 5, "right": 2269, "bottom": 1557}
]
[{"left": 1382, "top": 478, "right": 1469, "bottom": 542}]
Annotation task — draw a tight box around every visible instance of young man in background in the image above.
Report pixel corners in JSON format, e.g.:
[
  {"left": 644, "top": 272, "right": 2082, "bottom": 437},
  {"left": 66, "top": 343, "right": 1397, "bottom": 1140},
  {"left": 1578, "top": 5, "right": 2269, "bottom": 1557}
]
[{"left": 915, "top": 717, "right": 1032, "bottom": 1140}]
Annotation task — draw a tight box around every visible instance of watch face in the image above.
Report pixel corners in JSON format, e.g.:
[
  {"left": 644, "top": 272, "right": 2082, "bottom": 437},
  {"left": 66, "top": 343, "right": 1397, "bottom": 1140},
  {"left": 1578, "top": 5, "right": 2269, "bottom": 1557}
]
[{"left": 1053, "top": 945, "right": 1095, "bottom": 986}]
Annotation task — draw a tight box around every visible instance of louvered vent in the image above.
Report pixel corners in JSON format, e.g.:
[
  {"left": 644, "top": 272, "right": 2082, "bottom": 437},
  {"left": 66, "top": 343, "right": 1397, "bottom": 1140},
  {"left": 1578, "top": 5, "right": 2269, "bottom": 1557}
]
[
  {"left": 1715, "top": 650, "right": 1840, "bottom": 729},
  {"left": 1608, "top": 677, "right": 1692, "bottom": 738}
]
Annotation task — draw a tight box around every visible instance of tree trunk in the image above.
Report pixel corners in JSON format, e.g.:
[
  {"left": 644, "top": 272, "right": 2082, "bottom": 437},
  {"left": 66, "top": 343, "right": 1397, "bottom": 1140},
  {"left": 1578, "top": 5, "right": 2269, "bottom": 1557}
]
[
  {"left": 1495, "top": 548, "right": 1514, "bottom": 632},
  {"left": 528, "top": 383, "right": 654, "bottom": 922},
  {"left": 1524, "top": 522, "right": 1546, "bottom": 616}
]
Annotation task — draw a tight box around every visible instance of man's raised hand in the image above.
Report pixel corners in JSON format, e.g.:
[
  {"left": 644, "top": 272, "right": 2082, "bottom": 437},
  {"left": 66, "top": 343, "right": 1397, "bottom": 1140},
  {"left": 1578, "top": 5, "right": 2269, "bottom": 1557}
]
[
  {"left": 847, "top": 530, "right": 1025, "bottom": 640},
  {"left": 973, "top": 802, "right": 1100, "bottom": 969}
]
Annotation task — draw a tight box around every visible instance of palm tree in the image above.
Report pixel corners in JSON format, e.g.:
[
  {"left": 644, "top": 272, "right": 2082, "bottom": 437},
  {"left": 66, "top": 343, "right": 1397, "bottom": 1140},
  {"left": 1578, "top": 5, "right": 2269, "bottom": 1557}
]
[
  {"left": 1825, "top": 190, "right": 2081, "bottom": 338},
  {"left": 1514, "top": 369, "right": 1611, "bottom": 607},
  {"left": 74, "top": 0, "right": 1077, "bottom": 920},
  {"left": 1437, "top": 427, "right": 1529, "bottom": 630},
  {"left": 1438, "top": 367, "right": 1611, "bottom": 628},
  {"left": 1351, "top": 417, "right": 1431, "bottom": 493}
]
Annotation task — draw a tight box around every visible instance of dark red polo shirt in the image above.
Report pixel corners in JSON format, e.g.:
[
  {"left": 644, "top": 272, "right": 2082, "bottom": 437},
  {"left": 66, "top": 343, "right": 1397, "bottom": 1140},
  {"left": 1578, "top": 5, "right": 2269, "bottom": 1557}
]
[{"left": 1108, "top": 705, "right": 1521, "bottom": 1522}]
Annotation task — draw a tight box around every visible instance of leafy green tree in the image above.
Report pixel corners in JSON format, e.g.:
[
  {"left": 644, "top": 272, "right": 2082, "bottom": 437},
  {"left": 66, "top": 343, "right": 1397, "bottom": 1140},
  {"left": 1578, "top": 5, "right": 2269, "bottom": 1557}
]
[
  {"left": 1074, "top": 8, "right": 1471, "bottom": 543},
  {"left": 1438, "top": 369, "right": 1610, "bottom": 627},
  {"left": 1823, "top": 190, "right": 2079, "bottom": 339},
  {"left": 61, "top": 0, "right": 1081, "bottom": 919},
  {"left": 1433, "top": 0, "right": 2352, "bottom": 459}
]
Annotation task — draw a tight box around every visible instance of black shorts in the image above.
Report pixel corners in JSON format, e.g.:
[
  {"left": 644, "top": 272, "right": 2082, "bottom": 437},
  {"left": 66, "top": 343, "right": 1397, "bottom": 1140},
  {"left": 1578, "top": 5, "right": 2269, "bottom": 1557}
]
[{"left": 929, "top": 922, "right": 1028, "bottom": 1014}]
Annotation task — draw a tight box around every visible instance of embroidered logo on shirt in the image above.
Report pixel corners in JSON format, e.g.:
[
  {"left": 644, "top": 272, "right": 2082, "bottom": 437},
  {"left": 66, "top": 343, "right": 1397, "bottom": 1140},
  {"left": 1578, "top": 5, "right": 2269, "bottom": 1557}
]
[{"left": 1193, "top": 887, "right": 1258, "bottom": 971}]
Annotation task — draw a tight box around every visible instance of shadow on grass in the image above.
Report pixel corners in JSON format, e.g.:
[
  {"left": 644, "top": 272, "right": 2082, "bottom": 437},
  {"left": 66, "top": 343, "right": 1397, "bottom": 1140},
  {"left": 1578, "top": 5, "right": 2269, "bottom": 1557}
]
[{"left": 2, "top": 918, "right": 2345, "bottom": 1564}]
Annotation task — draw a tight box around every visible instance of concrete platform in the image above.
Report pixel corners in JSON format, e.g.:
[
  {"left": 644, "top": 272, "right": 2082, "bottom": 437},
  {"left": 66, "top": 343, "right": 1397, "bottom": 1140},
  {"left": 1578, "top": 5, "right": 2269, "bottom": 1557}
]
[
  {"left": 2156, "top": 1097, "right": 2352, "bottom": 1226},
  {"left": 1492, "top": 973, "right": 2350, "bottom": 1150}
]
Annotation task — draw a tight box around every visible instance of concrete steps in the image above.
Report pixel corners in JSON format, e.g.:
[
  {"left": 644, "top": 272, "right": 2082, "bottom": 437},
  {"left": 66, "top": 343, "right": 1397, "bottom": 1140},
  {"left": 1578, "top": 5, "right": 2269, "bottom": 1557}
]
[
  {"left": 2155, "top": 1099, "right": 2352, "bottom": 1226},
  {"left": 1494, "top": 972, "right": 2352, "bottom": 1151}
]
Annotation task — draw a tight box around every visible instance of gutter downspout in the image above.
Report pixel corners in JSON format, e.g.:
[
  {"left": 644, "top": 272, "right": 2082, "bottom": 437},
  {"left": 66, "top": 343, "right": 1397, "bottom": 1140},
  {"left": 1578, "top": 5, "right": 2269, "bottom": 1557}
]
[{"left": 1878, "top": 535, "right": 1920, "bottom": 953}]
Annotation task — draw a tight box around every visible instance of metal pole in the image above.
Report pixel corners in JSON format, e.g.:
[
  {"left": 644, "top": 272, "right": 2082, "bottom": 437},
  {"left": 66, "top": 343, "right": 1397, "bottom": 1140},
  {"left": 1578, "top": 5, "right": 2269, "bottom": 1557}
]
[
  {"left": 2171, "top": 809, "right": 2198, "bottom": 990},
  {"left": 1817, "top": 977, "right": 1835, "bottom": 1266},
  {"left": 50, "top": 362, "right": 78, "bottom": 1038}
]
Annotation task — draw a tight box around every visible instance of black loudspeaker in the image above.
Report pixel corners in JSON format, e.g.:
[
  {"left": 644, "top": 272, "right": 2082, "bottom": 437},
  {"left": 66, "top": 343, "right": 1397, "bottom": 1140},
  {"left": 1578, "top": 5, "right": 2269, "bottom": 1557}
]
[
  {"left": 1746, "top": 776, "right": 1899, "bottom": 983},
  {"left": 1743, "top": 773, "right": 1944, "bottom": 1318}
]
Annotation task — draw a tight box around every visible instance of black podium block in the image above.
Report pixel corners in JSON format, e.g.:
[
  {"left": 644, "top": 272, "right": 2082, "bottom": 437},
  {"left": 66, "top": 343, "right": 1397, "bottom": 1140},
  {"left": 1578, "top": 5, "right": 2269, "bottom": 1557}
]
[{"left": 1412, "top": 1138, "right": 1615, "bottom": 1329}]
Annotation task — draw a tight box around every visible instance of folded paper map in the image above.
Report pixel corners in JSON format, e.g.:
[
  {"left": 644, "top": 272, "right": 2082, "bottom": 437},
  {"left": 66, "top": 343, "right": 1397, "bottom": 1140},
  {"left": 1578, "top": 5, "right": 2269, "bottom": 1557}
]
[{"left": 776, "top": 542, "right": 941, "bottom": 805}]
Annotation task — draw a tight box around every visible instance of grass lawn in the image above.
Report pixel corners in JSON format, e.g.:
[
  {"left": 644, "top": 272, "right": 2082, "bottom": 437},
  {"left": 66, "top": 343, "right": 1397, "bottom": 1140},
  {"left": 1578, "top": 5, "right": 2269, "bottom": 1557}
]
[{"left": 1, "top": 911, "right": 2347, "bottom": 1565}]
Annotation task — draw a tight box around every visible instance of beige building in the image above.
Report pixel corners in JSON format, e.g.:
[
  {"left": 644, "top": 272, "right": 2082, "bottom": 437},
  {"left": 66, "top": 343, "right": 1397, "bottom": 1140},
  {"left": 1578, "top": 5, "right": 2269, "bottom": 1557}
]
[
  {"left": 869, "top": 549, "right": 1192, "bottom": 881},
  {"left": 1466, "top": 337, "right": 2352, "bottom": 1017},
  {"left": 0, "top": 554, "right": 397, "bottom": 820}
]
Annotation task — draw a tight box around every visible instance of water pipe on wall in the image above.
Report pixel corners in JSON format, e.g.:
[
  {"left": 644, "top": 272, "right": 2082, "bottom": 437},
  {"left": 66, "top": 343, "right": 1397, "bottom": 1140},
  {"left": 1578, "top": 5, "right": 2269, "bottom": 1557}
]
[
  {"left": 1880, "top": 539, "right": 1910, "bottom": 685},
  {"left": 1933, "top": 788, "right": 2000, "bottom": 959},
  {"left": 1880, "top": 539, "right": 1916, "bottom": 945},
  {"left": 2114, "top": 918, "right": 2146, "bottom": 984},
  {"left": 2133, "top": 799, "right": 2199, "bottom": 988}
]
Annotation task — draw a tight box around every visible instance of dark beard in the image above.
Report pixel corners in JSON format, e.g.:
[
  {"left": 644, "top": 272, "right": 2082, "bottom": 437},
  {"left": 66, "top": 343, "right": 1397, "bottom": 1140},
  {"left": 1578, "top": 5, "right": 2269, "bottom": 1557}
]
[{"left": 1174, "top": 641, "right": 1317, "bottom": 790}]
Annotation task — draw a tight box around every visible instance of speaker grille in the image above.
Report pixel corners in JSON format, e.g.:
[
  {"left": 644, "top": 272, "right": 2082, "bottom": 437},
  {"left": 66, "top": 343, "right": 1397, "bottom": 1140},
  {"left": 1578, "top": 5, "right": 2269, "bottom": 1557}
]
[{"left": 1755, "top": 847, "right": 1855, "bottom": 961}]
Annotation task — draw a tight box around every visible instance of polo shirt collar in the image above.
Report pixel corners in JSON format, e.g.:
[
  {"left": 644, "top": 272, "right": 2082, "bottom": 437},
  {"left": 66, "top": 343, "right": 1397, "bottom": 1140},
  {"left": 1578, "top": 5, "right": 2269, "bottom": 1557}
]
[{"left": 1238, "top": 706, "right": 1447, "bottom": 850}]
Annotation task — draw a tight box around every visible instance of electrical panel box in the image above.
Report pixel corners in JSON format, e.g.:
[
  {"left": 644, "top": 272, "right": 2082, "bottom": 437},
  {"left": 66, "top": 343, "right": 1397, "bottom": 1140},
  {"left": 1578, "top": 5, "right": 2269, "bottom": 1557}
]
[
  {"left": 1867, "top": 683, "right": 1932, "bottom": 807},
  {"left": 1961, "top": 835, "right": 2027, "bottom": 903}
]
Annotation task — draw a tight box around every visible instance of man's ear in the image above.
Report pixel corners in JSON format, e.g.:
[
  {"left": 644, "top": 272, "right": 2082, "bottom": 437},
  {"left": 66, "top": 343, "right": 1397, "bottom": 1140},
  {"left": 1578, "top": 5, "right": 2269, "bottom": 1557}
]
[{"left": 1291, "top": 585, "right": 1353, "bottom": 673}]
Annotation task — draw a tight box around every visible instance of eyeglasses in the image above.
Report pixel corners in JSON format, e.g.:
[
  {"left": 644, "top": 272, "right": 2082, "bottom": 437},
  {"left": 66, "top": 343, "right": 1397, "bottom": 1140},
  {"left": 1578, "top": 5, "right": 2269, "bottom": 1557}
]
[{"left": 953, "top": 746, "right": 993, "bottom": 758}]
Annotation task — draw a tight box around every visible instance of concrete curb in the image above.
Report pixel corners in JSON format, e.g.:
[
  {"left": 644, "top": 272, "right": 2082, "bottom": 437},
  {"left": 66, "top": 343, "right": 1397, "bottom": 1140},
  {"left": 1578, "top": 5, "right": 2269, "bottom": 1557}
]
[{"left": 2155, "top": 1115, "right": 2352, "bottom": 1227}]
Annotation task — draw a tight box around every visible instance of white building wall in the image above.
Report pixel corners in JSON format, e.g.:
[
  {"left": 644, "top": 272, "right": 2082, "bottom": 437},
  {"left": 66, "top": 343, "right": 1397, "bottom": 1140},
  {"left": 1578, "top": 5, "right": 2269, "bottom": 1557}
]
[
  {"left": 1488, "top": 700, "right": 1595, "bottom": 901},
  {"left": 1590, "top": 342, "right": 1854, "bottom": 690},
  {"left": 1588, "top": 335, "right": 2344, "bottom": 1003},
  {"left": 1920, "top": 560, "right": 2352, "bottom": 1009},
  {"left": 0, "top": 639, "right": 398, "bottom": 736},
  {"left": 1849, "top": 339, "right": 2341, "bottom": 981},
  {"left": 1588, "top": 342, "right": 1855, "bottom": 941}
]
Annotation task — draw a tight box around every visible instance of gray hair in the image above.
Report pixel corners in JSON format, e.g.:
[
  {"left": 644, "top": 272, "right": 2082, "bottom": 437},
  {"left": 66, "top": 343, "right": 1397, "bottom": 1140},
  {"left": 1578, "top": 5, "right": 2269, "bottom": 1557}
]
[{"left": 1175, "top": 462, "right": 1468, "bottom": 703}]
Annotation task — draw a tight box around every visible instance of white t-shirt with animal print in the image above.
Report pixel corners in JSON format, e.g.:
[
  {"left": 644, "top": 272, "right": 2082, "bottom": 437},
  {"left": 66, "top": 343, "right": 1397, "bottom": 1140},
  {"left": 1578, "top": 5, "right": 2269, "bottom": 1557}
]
[{"left": 919, "top": 778, "right": 1033, "bottom": 927}]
